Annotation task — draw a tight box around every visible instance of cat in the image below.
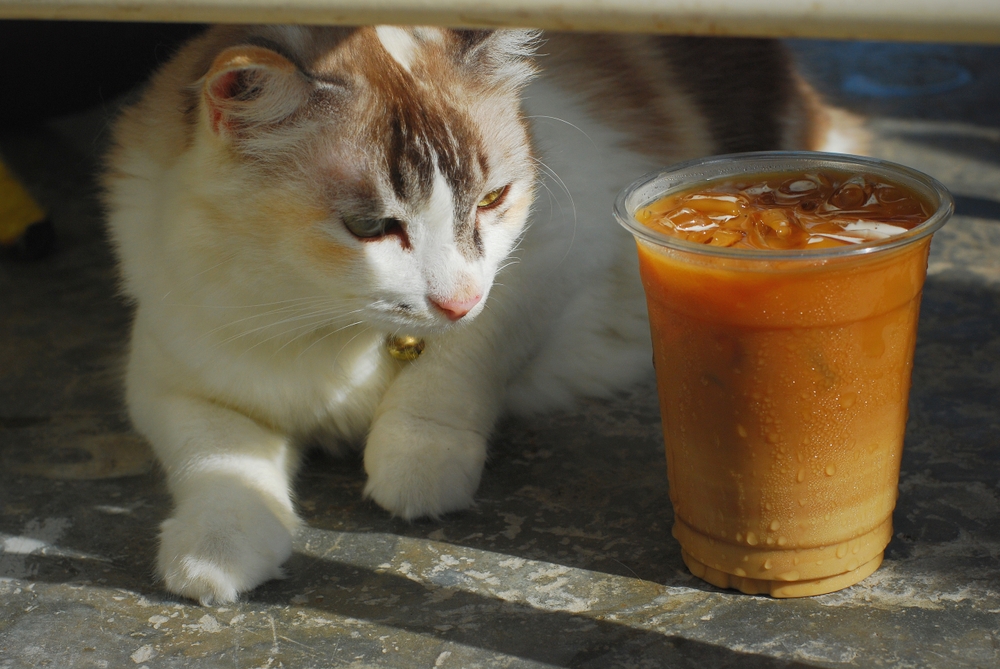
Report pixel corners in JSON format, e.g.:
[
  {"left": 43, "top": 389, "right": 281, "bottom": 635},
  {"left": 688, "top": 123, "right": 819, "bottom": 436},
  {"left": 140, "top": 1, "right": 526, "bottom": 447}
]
[{"left": 103, "top": 25, "right": 836, "bottom": 604}]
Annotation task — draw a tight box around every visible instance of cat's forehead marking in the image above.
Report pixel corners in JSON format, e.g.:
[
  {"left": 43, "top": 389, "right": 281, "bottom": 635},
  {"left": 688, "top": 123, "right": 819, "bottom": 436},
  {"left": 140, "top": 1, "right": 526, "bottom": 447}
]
[
  {"left": 384, "top": 120, "right": 485, "bottom": 261},
  {"left": 374, "top": 26, "right": 419, "bottom": 73},
  {"left": 371, "top": 81, "right": 483, "bottom": 211},
  {"left": 337, "top": 28, "right": 490, "bottom": 259}
]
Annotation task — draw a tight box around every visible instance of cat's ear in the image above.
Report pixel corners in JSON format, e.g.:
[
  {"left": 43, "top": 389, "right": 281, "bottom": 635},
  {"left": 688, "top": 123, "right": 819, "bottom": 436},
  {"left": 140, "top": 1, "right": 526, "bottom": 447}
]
[
  {"left": 452, "top": 29, "right": 541, "bottom": 91},
  {"left": 201, "top": 45, "right": 311, "bottom": 139}
]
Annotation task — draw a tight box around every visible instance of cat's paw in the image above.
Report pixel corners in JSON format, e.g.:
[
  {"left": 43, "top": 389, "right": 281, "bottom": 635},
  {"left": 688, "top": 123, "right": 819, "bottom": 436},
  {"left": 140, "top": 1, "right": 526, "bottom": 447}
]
[
  {"left": 363, "top": 410, "right": 487, "bottom": 520},
  {"left": 157, "top": 493, "right": 295, "bottom": 605}
]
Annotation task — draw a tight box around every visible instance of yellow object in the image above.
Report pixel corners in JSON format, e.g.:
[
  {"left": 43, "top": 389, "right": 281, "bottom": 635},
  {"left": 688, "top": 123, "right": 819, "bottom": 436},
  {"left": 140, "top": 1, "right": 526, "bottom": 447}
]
[
  {"left": 0, "top": 158, "right": 46, "bottom": 246},
  {"left": 387, "top": 335, "right": 425, "bottom": 361}
]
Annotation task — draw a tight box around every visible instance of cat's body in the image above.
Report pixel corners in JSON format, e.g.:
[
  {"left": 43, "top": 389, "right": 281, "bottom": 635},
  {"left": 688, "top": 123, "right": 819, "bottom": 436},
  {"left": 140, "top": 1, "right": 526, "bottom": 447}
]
[{"left": 104, "top": 25, "right": 835, "bottom": 604}]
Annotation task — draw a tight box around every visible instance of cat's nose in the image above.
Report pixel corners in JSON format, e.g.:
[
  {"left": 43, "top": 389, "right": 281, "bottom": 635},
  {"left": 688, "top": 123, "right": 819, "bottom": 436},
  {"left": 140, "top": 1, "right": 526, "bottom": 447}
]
[{"left": 429, "top": 294, "right": 482, "bottom": 321}]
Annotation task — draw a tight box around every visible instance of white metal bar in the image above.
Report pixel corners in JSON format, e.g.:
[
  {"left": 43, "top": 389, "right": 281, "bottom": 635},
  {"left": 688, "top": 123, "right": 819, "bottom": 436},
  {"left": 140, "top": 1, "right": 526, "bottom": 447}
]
[{"left": 0, "top": 0, "right": 998, "bottom": 43}]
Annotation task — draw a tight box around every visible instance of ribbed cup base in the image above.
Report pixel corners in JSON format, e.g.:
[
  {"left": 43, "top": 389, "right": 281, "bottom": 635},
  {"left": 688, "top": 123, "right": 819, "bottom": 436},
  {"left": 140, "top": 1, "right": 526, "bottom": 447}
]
[
  {"left": 682, "top": 549, "right": 883, "bottom": 597},
  {"left": 674, "top": 516, "right": 892, "bottom": 597}
]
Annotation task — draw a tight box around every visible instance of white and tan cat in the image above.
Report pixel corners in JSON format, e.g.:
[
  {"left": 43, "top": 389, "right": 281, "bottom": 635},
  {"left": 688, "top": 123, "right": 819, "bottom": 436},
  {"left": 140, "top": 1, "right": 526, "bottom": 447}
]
[{"left": 103, "top": 25, "right": 834, "bottom": 604}]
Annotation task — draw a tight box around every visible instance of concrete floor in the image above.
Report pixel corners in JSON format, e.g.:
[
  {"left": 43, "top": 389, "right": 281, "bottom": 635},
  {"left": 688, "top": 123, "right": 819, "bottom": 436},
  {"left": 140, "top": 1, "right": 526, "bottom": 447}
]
[{"left": 2, "top": 35, "right": 999, "bottom": 668}]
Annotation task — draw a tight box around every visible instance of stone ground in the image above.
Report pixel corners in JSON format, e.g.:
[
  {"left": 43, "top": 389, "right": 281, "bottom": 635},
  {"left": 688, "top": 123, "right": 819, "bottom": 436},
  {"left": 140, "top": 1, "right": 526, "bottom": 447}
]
[{"left": 1, "top": 31, "right": 999, "bottom": 668}]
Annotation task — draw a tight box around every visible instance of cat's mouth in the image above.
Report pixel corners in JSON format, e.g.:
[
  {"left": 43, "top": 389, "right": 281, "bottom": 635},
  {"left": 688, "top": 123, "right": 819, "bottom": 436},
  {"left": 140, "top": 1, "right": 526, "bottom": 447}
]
[{"left": 366, "top": 297, "right": 483, "bottom": 334}]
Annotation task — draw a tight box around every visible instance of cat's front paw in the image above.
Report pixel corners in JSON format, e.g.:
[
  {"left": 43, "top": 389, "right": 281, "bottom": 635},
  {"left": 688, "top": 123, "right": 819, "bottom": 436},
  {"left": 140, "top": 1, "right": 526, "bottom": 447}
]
[
  {"left": 157, "top": 493, "right": 295, "bottom": 605},
  {"left": 363, "top": 410, "right": 487, "bottom": 520}
]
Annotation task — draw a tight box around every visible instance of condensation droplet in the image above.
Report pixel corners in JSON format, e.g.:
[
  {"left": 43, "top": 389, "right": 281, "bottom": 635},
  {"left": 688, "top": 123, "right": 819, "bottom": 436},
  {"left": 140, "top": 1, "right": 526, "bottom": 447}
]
[
  {"left": 737, "top": 424, "right": 748, "bottom": 439},
  {"left": 847, "top": 558, "right": 860, "bottom": 571},
  {"left": 764, "top": 502, "right": 773, "bottom": 511},
  {"left": 746, "top": 532, "right": 758, "bottom": 546},
  {"left": 736, "top": 532, "right": 743, "bottom": 543},
  {"left": 826, "top": 464, "right": 837, "bottom": 476},
  {"left": 767, "top": 432, "right": 780, "bottom": 444},
  {"left": 770, "top": 520, "right": 781, "bottom": 531},
  {"left": 778, "top": 536, "right": 788, "bottom": 546},
  {"left": 777, "top": 571, "right": 800, "bottom": 582},
  {"left": 763, "top": 559, "right": 773, "bottom": 570},
  {"left": 797, "top": 469, "right": 806, "bottom": 483},
  {"left": 840, "top": 392, "right": 857, "bottom": 409},
  {"left": 836, "top": 543, "right": 848, "bottom": 559},
  {"left": 734, "top": 567, "right": 747, "bottom": 577}
]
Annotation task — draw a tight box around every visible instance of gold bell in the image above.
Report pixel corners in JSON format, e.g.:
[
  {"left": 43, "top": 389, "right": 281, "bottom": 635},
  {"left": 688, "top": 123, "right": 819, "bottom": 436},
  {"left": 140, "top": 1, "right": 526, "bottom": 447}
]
[{"left": 387, "top": 335, "right": 425, "bottom": 361}]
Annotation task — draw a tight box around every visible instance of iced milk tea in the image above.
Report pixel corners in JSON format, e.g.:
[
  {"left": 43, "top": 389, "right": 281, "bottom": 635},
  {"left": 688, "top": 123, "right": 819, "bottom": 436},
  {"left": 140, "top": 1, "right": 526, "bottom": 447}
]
[{"left": 615, "top": 153, "right": 952, "bottom": 597}]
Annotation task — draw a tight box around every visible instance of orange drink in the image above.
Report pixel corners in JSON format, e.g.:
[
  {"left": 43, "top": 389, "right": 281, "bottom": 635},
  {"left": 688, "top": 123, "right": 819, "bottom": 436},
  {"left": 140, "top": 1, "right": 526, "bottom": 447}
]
[{"left": 615, "top": 153, "right": 953, "bottom": 597}]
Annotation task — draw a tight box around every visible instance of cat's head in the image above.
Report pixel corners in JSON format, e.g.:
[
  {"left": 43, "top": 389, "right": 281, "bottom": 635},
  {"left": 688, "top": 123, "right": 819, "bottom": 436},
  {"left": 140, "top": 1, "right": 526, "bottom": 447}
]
[{"left": 175, "top": 26, "right": 539, "bottom": 335}]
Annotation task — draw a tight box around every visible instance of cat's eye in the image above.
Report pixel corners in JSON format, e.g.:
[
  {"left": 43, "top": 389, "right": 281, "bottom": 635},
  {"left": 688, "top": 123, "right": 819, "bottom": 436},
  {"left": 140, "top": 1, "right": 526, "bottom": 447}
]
[
  {"left": 343, "top": 215, "right": 403, "bottom": 240},
  {"left": 477, "top": 186, "right": 508, "bottom": 210}
]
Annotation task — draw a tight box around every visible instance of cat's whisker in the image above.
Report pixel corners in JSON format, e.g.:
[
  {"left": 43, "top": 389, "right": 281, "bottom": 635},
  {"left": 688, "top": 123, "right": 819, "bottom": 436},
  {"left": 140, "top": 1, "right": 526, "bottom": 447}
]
[
  {"left": 271, "top": 308, "right": 370, "bottom": 358},
  {"left": 529, "top": 177, "right": 564, "bottom": 226},
  {"left": 225, "top": 317, "right": 330, "bottom": 355},
  {"left": 525, "top": 114, "right": 597, "bottom": 148},
  {"left": 166, "top": 295, "right": 332, "bottom": 310},
  {"left": 267, "top": 320, "right": 343, "bottom": 359},
  {"left": 479, "top": 295, "right": 513, "bottom": 322},
  {"left": 234, "top": 312, "right": 365, "bottom": 359},
  {"left": 530, "top": 156, "right": 575, "bottom": 213},
  {"left": 327, "top": 323, "right": 374, "bottom": 368},
  {"left": 532, "top": 159, "right": 576, "bottom": 221},
  {"left": 496, "top": 259, "right": 521, "bottom": 275},
  {"left": 215, "top": 305, "right": 368, "bottom": 349},
  {"left": 530, "top": 157, "right": 579, "bottom": 242},
  {"left": 180, "top": 253, "right": 239, "bottom": 285},
  {"left": 531, "top": 156, "right": 579, "bottom": 268},
  {"left": 177, "top": 298, "right": 342, "bottom": 342},
  {"left": 197, "top": 301, "right": 342, "bottom": 341},
  {"left": 159, "top": 254, "right": 242, "bottom": 301}
]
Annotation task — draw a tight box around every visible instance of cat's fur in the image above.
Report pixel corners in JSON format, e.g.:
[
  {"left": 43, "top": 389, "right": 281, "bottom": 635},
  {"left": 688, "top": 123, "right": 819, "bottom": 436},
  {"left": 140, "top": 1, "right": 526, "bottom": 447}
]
[{"left": 103, "top": 25, "right": 835, "bottom": 604}]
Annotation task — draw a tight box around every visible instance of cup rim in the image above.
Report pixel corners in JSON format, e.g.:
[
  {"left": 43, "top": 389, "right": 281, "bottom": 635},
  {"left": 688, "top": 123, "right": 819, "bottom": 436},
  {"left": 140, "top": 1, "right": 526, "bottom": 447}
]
[{"left": 613, "top": 151, "right": 954, "bottom": 261}]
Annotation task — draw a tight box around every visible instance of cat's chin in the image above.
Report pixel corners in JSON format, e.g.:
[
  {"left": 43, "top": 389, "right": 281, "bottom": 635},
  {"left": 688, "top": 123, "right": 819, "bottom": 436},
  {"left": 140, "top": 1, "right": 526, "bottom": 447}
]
[
  {"left": 364, "top": 305, "right": 484, "bottom": 336},
  {"left": 371, "top": 315, "right": 475, "bottom": 339}
]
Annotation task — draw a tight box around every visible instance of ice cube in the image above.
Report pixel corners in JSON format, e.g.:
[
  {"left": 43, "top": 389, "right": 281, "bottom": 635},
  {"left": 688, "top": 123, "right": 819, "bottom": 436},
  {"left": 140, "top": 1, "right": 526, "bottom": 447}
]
[
  {"left": 828, "top": 183, "right": 866, "bottom": 210},
  {"left": 842, "top": 221, "right": 909, "bottom": 238},
  {"left": 782, "top": 179, "right": 818, "bottom": 193}
]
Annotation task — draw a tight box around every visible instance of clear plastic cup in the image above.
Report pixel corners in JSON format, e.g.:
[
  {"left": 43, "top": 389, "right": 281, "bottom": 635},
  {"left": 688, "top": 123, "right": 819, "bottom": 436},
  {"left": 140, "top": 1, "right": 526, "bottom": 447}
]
[{"left": 615, "top": 152, "right": 953, "bottom": 597}]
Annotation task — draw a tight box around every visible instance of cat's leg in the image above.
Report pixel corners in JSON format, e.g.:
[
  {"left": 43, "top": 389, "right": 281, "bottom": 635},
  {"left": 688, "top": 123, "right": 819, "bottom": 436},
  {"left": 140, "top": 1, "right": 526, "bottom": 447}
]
[
  {"left": 362, "top": 328, "right": 509, "bottom": 520},
  {"left": 129, "top": 383, "right": 301, "bottom": 605}
]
